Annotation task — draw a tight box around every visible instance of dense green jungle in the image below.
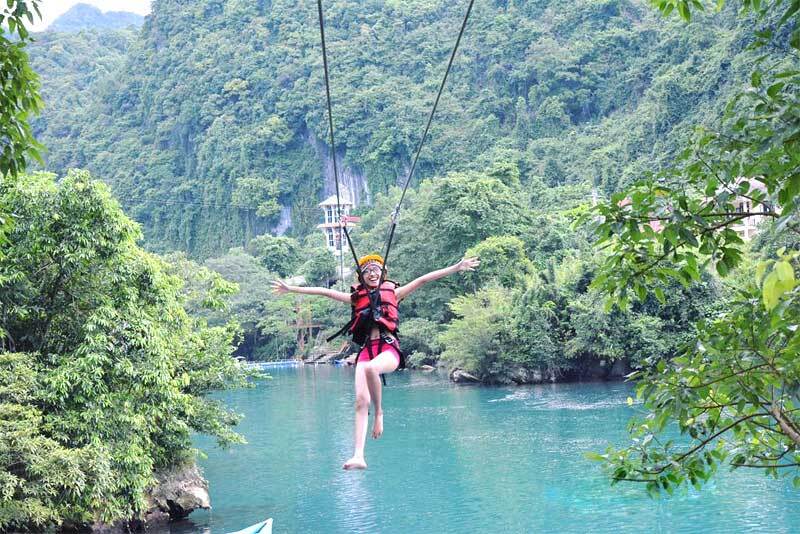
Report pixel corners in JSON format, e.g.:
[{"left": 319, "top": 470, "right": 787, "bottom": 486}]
[
  {"left": 29, "top": 0, "right": 777, "bottom": 372},
  {"left": 35, "top": 0, "right": 779, "bottom": 258},
  {"left": 2, "top": 0, "right": 800, "bottom": 528}
]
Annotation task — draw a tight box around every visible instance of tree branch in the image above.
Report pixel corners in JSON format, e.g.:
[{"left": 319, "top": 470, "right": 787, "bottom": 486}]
[
  {"left": 700, "top": 156, "right": 763, "bottom": 205},
  {"left": 639, "top": 412, "right": 770, "bottom": 476},
  {"left": 770, "top": 405, "right": 800, "bottom": 446},
  {"left": 731, "top": 462, "right": 800, "bottom": 469}
]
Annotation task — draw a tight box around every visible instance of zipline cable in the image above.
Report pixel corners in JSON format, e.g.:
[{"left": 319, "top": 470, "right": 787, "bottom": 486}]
[
  {"left": 111, "top": 0, "right": 475, "bottom": 289},
  {"left": 380, "top": 0, "right": 475, "bottom": 278},
  {"left": 315, "top": 0, "right": 475, "bottom": 282},
  {"left": 316, "top": 0, "right": 364, "bottom": 286}
]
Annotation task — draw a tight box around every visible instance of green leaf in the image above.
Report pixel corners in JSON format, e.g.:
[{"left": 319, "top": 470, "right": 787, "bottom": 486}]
[
  {"left": 654, "top": 287, "right": 666, "bottom": 304},
  {"left": 755, "top": 261, "right": 769, "bottom": 282},
  {"left": 678, "top": 0, "right": 691, "bottom": 20},
  {"left": 766, "top": 82, "right": 785, "bottom": 97},
  {"left": 635, "top": 283, "right": 647, "bottom": 301},
  {"left": 761, "top": 269, "right": 793, "bottom": 311},
  {"left": 775, "top": 261, "right": 795, "bottom": 284},
  {"left": 792, "top": 29, "right": 800, "bottom": 50},
  {"left": 679, "top": 227, "right": 699, "bottom": 247},
  {"left": 780, "top": 1, "right": 800, "bottom": 25}
]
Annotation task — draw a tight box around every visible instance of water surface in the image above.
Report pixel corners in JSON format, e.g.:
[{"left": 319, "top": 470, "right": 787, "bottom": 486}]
[{"left": 173, "top": 365, "right": 799, "bottom": 533}]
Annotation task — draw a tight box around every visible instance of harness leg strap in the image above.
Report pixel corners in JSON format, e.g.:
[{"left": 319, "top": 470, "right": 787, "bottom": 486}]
[{"left": 378, "top": 338, "right": 387, "bottom": 386}]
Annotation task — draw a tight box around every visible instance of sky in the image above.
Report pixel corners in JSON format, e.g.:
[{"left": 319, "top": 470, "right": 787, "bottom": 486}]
[{"left": 31, "top": 0, "right": 152, "bottom": 32}]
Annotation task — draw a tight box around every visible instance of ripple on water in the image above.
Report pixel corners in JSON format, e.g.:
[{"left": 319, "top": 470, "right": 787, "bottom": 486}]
[{"left": 487, "top": 384, "right": 632, "bottom": 412}]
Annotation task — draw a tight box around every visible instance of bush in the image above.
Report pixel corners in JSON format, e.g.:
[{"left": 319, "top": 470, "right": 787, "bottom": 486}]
[
  {"left": 438, "top": 285, "right": 514, "bottom": 382},
  {"left": 398, "top": 317, "right": 443, "bottom": 357},
  {"left": 0, "top": 172, "right": 248, "bottom": 529}
]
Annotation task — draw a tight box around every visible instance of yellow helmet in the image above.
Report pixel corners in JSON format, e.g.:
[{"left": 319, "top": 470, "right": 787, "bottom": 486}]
[{"left": 357, "top": 254, "right": 384, "bottom": 268}]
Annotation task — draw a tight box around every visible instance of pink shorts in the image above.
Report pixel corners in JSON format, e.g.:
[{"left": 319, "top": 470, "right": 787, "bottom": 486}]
[{"left": 357, "top": 338, "right": 402, "bottom": 365}]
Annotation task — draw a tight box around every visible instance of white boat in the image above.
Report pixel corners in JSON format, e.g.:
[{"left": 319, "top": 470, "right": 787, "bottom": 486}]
[{"left": 227, "top": 518, "right": 272, "bottom": 534}]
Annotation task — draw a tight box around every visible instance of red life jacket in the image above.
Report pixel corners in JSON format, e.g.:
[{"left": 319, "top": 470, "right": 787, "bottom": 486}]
[
  {"left": 326, "top": 280, "right": 404, "bottom": 372},
  {"left": 349, "top": 280, "right": 399, "bottom": 343}
]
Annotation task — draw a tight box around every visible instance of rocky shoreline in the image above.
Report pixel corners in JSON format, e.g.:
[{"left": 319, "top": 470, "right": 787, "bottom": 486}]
[{"left": 445, "top": 358, "right": 633, "bottom": 386}]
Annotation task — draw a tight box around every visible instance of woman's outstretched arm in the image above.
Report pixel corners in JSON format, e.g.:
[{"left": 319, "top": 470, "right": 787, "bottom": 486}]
[
  {"left": 395, "top": 256, "right": 479, "bottom": 302},
  {"left": 271, "top": 279, "right": 351, "bottom": 303}
]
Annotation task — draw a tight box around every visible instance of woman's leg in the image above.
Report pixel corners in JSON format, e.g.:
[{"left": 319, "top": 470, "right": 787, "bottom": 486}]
[
  {"left": 363, "top": 351, "right": 399, "bottom": 440},
  {"left": 343, "top": 364, "right": 370, "bottom": 470}
]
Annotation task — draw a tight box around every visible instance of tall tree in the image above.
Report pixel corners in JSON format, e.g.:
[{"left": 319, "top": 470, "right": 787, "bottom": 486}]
[
  {"left": 0, "top": 171, "right": 248, "bottom": 528},
  {"left": 0, "top": 0, "right": 43, "bottom": 252},
  {"left": 587, "top": 0, "right": 800, "bottom": 494}
]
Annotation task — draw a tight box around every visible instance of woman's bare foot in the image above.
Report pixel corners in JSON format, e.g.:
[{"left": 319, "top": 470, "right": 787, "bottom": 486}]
[
  {"left": 371, "top": 412, "right": 384, "bottom": 439},
  {"left": 343, "top": 456, "right": 367, "bottom": 470}
]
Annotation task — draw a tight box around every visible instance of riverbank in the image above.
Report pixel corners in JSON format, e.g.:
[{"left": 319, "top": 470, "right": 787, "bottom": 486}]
[
  {"left": 448, "top": 356, "right": 632, "bottom": 385},
  {"left": 275, "top": 351, "right": 636, "bottom": 386},
  {"left": 65, "top": 465, "right": 210, "bottom": 533}
]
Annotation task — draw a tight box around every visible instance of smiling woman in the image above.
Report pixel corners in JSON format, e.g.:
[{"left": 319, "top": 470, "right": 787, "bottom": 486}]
[{"left": 271, "top": 253, "right": 479, "bottom": 470}]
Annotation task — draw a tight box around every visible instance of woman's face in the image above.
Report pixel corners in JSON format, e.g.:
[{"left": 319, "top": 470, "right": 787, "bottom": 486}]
[{"left": 361, "top": 264, "right": 382, "bottom": 288}]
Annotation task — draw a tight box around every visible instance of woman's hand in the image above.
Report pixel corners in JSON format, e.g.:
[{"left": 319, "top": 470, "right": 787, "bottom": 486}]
[
  {"left": 455, "top": 256, "right": 480, "bottom": 272},
  {"left": 271, "top": 279, "right": 292, "bottom": 294}
]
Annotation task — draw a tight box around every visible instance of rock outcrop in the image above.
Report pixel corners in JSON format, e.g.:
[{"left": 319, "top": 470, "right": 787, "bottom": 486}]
[
  {"left": 446, "top": 361, "right": 634, "bottom": 385},
  {"left": 149, "top": 463, "right": 211, "bottom": 520},
  {"left": 568, "top": 358, "right": 633, "bottom": 382},
  {"left": 450, "top": 368, "right": 481, "bottom": 383},
  {"left": 77, "top": 463, "right": 210, "bottom": 533}
]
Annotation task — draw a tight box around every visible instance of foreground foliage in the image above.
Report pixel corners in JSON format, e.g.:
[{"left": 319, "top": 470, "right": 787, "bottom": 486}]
[
  {"left": 0, "top": 0, "right": 42, "bottom": 177},
  {"left": 593, "top": 251, "right": 800, "bottom": 494},
  {"left": 0, "top": 171, "right": 247, "bottom": 529},
  {"left": 0, "top": 0, "right": 43, "bottom": 253},
  {"left": 588, "top": 0, "right": 800, "bottom": 494}
]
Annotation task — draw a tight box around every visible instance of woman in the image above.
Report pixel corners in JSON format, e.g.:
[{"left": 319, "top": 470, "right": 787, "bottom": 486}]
[{"left": 271, "top": 253, "right": 479, "bottom": 470}]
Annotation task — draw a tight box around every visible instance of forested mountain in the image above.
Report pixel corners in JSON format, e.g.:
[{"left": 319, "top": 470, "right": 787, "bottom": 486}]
[
  {"left": 30, "top": 30, "right": 135, "bottom": 168},
  {"left": 29, "top": 0, "right": 769, "bottom": 258},
  {"left": 47, "top": 3, "right": 144, "bottom": 32}
]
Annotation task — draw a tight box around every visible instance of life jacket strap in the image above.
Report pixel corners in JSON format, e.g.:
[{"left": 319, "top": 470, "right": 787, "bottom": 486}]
[{"left": 326, "top": 317, "right": 354, "bottom": 342}]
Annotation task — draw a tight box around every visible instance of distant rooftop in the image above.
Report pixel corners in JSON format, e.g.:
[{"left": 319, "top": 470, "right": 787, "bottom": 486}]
[{"left": 319, "top": 189, "right": 354, "bottom": 207}]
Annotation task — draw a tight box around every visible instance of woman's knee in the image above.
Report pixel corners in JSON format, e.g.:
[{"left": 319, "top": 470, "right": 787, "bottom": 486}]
[
  {"left": 355, "top": 391, "right": 370, "bottom": 411},
  {"left": 363, "top": 363, "right": 380, "bottom": 379}
]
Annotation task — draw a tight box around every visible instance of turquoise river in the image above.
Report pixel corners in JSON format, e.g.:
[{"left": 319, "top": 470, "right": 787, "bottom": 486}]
[{"left": 170, "top": 365, "right": 800, "bottom": 533}]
